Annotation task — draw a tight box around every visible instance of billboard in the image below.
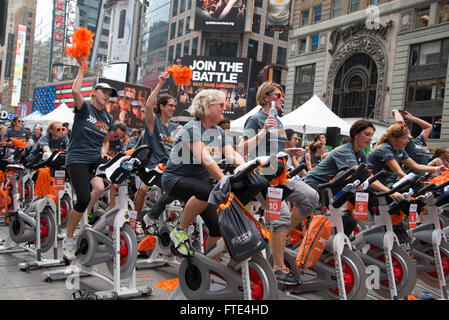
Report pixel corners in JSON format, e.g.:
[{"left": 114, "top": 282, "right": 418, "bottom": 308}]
[
  {"left": 11, "top": 24, "right": 27, "bottom": 107},
  {"left": 3, "top": 33, "right": 13, "bottom": 79},
  {"left": 98, "top": 77, "right": 151, "bottom": 129},
  {"left": 110, "top": 0, "right": 135, "bottom": 63},
  {"left": 163, "top": 55, "right": 268, "bottom": 120},
  {"left": 266, "top": 0, "right": 293, "bottom": 31},
  {"left": 194, "top": 0, "right": 247, "bottom": 33}
]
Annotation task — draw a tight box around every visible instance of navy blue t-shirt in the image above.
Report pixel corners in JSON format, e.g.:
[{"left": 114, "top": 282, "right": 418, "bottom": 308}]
[{"left": 66, "top": 101, "right": 113, "bottom": 166}]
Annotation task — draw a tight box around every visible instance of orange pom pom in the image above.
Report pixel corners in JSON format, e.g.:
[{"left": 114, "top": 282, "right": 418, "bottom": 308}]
[
  {"left": 11, "top": 138, "right": 28, "bottom": 149},
  {"left": 34, "top": 168, "right": 52, "bottom": 197},
  {"left": 65, "top": 27, "right": 95, "bottom": 73},
  {"left": 166, "top": 65, "right": 193, "bottom": 86}
]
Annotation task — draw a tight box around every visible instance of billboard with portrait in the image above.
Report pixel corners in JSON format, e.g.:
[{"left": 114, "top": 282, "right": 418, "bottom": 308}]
[
  {"left": 162, "top": 55, "right": 268, "bottom": 120},
  {"left": 194, "top": 0, "right": 247, "bottom": 33},
  {"left": 266, "top": 0, "right": 292, "bottom": 31},
  {"left": 110, "top": 0, "right": 135, "bottom": 63},
  {"left": 98, "top": 77, "right": 151, "bottom": 129}
]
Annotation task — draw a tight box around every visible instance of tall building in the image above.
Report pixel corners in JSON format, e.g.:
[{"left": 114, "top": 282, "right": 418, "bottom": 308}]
[
  {"left": 0, "top": 0, "right": 16, "bottom": 109},
  {"left": 3, "top": 0, "right": 36, "bottom": 113},
  {"left": 135, "top": 0, "right": 171, "bottom": 88},
  {"left": 286, "top": 0, "right": 449, "bottom": 146},
  {"left": 133, "top": 0, "right": 290, "bottom": 119},
  {"left": 29, "top": 0, "right": 111, "bottom": 114}
]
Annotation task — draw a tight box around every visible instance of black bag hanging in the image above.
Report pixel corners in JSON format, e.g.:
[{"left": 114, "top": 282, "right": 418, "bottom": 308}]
[{"left": 217, "top": 192, "right": 272, "bottom": 263}]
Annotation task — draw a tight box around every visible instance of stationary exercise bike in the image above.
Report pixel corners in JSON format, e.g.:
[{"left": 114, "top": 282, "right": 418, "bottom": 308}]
[
  {"left": 42, "top": 146, "right": 153, "bottom": 299},
  {"left": 171, "top": 155, "right": 287, "bottom": 300},
  {"left": 351, "top": 172, "right": 419, "bottom": 300},
  {"left": 0, "top": 151, "right": 67, "bottom": 271},
  {"left": 275, "top": 165, "right": 376, "bottom": 300},
  {"left": 406, "top": 177, "right": 449, "bottom": 299}
]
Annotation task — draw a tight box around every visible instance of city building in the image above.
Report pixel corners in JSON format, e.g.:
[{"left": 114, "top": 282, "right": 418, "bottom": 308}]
[
  {"left": 133, "top": 0, "right": 291, "bottom": 119},
  {"left": 29, "top": 0, "right": 112, "bottom": 115},
  {"left": 3, "top": 0, "right": 36, "bottom": 113},
  {"left": 286, "top": 0, "right": 449, "bottom": 146}
]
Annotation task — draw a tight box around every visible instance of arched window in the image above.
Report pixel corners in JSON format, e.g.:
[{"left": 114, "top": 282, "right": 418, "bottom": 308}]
[{"left": 331, "top": 53, "right": 378, "bottom": 118}]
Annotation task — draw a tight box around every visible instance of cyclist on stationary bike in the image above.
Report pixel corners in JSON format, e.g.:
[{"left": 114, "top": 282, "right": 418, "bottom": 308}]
[
  {"left": 62, "top": 56, "right": 118, "bottom": 261},
  {"left": 134, "top": 72, "right": 179, "bottom": 233},
  {"left": 162, "top": 89, "right": 244, "bottom": 257}
]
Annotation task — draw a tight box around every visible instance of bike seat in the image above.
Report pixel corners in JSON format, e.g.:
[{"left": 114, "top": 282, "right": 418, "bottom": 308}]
[{"left": 6, "top": 164, "right": 25, "bottom": 171}]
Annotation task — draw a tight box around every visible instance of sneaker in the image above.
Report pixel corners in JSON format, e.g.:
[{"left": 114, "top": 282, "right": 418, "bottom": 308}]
[
  {"left": 274, "top": 265, "right": 298, "bottom": 286},
  {"left": 142, "top": 215, "right": 159, "bottom": 235},
  {"left": 170, "top": 228, "right": 194, "bottom": 257},
  {"left": 63, "top": 241, "right": 76, "bottom": 262}
]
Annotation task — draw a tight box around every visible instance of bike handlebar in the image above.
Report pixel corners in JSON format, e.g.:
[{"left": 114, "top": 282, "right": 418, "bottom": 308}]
[
  {"left": 230, "top": 159, "right": 262, "bottom": 183},
  {"left": 27, "top": 150, "right": 62, "bottom": 170},
  {"left": 317, "top": 167, "right": 357, "bottom": 190},
  {"left": 375, "top": 174, "right": 420, "bottom": 198},
  {"left": 288, "top": 164, "right": 307, "bottom": 178}
]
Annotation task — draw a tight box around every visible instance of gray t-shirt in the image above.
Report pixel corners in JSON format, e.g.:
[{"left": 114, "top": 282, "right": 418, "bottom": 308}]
[
  {"left": 66, "top": 101, "right": 113, "bottom": 166},
  {"left": 5, "top": 127, "right": 29, "bottom": 143},
  {"left": 404, "top": 134, "right": 430, "bottom": 176},
  {"left": 303, "top": 142, "right": 367, "bottom": 190},
  {"left": 27, "top": 133, "right": 69, "bottom": 162},
  {"left": 162, "top": 119, "right": 233, "bottom": 194},
  {"left": 243, "top": 108, "right": 287, "bottom": 161},
  {"left": 139, "top": 115, "right": 178, "bottom": 167},
  {"left": 367, "top": 142, "right": 409, "bottom": 185}
]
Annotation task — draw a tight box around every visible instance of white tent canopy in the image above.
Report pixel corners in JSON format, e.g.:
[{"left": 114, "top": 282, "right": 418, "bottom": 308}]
[
  {"left": 230, "top": 105, "right": 262, "bottom": 133},
  {"left": 342, "top": 118, "right": 389, "bottom": 142},
  {"left": 23, "top": 110, "right": 44, "bottom": 129},
  {"left": 38, "top": 104, "right": 74, "bottom": 130},
  {"left": 280, "top": 95, "right": 352, "bottom": 136}
]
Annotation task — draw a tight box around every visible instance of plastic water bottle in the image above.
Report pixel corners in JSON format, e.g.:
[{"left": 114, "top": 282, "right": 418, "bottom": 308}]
[
  {"left": 388, "top": 188, "right": 414, "bottom": 211},
  {"left": 268, "top": 101, "right": 277, "bottom": 144},
  {"left": 332, "top": 180, "right": 361, "bottom": 203}
]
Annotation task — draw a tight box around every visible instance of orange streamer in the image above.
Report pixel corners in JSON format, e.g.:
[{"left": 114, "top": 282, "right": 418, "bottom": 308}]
[
  {"left": 166, "top": 65, "right": 193, "bottom": 86},
  {"left": 154, "top": 278, "right": 179, "bottom": 291},
  {"left": 65, "top": 27, "right": 95, "bottom": 73}
]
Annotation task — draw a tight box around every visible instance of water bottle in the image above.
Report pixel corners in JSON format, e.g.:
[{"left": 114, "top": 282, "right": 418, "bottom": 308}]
[
  {"left": 268, "top": 101, "right": 277, "bottom": 144},
  {"left": 123, "top": 159, "right": 134, "bottom": 171},
  {"left": 388, "top": 188, "right": 414, "bottom": 215},
  {"left": 331, "top": 180, "right": 361, "bottom": 206}
]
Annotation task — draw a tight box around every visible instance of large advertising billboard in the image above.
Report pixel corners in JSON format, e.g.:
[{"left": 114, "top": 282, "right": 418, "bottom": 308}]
[
  {"left": 98, "top": 77, "right": 151, "bottom": 129},
  {"left": 162, "top": 55, "right": 268, "bottom": 120},
  {"left": 110, "top": 0, "right": 135, "bottom": 63},
  {"left": 194, "top": 0, "right": 247, "bottom": 33},
  {"left": 11, "top": 24, "right": 27, "bottom": 107},
  {"left": 266, "top": 0, "right": 292, "bottom": 31}
]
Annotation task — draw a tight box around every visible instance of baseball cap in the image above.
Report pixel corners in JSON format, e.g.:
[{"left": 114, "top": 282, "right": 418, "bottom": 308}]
[{"left": 94, "top": 82, "right": 118, "bottom": 97}]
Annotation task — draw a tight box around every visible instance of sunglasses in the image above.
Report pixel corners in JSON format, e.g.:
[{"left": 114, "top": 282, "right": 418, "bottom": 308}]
[
  {"left": 270, "top": 93, "right": 284, "bottom": 99},
  {"left": 15, "top": 120, "right": 23, "bottom": 123},
  {"left": 56, "top": 128, "right": 66, "bottom": 132},
  {"left": 209, "top": 102, "right": 225, "bottom": 107}
]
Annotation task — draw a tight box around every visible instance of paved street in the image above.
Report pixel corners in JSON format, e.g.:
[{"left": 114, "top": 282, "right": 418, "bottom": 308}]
[{"left": 0, "top": 223, "right": 444, "bottom": 301}]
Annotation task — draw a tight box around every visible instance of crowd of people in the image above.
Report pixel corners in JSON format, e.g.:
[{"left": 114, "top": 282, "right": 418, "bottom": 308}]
[{"left": 2, "top": 55, "right": 449, "bottom": 288}]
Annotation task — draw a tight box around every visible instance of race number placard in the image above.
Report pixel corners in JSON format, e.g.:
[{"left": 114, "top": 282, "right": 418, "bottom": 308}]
[
  {"left": 354, "top": 192, "right": 369, "bottom": 221},
  {"left": 265, "top": 187, "right": 283, "bottom": 221}
]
